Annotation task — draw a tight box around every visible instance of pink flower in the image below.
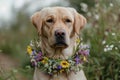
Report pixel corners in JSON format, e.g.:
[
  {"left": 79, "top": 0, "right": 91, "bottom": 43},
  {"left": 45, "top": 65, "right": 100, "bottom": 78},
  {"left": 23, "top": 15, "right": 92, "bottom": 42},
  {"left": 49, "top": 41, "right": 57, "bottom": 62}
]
[{"left": 78, "top": 49, "right": 89, "bottom": 56}]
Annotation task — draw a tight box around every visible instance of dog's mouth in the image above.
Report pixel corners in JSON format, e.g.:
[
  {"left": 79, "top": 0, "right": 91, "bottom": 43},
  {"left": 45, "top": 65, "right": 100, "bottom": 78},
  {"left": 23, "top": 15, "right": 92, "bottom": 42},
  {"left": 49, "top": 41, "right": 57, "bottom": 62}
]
[
  {"left": 51, "top": 41, "right": 68, "bottom": 49},
  {"left": 54, "top": 42, "right": 68, "bottom": 48},
  {"left": 50, "top": 34, "right": 68, "bottom": 49}
]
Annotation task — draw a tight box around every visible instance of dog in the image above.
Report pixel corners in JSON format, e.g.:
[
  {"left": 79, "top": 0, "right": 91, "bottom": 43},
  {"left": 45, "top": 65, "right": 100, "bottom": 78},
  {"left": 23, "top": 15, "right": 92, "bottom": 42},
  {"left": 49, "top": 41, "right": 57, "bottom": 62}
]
[{"left": 31, "top": 7, "right": 87, "bottom": 80}]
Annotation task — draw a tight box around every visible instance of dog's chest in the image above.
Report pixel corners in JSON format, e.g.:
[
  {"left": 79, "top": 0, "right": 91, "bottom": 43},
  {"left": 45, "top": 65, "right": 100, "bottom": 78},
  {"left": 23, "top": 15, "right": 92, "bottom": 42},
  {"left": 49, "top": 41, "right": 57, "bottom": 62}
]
[
  {"left": 50, "top": 74, "right": 68, "bottom": 80},
  {"left": 34, "top": 67, "right": 87, "bottom": 80}
]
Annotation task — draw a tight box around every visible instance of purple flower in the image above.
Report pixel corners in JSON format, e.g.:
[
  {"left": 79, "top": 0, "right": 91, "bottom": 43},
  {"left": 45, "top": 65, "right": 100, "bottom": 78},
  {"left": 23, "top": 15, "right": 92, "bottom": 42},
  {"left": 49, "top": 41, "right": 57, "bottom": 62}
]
[
  {"left": 57, "top": 65, "right": 62, "bottom": 70},
  {"left": 31, "top": 59, "right": 37, "bottom": 66},
  {"left": 34, "top": 51, "right": 43, "bottom": 62},
  {"left": 75, "top": 55, "right": 80, "bottom": 64},
  {"left": 32, "top": 50, "right": 36, "bottom": 55},
  {"left": 31, "top": 61, "right": 37, "bottom": 66},
  {"left": 78, "top": 49, "right": 89, "bottom": 56},
  {"left": 38, "top": 51, "right": 42, "bottom": 56}
]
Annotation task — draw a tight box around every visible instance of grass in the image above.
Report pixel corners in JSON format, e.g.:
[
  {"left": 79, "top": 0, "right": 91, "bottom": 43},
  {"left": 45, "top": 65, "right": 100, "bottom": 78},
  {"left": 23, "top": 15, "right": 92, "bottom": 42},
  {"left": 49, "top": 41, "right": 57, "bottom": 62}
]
[{"left": 0, "top": 0, "right": 120, "bottom": 80}]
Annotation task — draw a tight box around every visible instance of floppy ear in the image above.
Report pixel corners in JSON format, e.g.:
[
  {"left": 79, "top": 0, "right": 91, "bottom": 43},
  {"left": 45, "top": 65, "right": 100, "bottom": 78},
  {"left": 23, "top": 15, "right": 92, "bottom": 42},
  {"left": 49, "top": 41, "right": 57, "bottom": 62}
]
[
  {"left": 31, "top": 12, "right": 42, "bottom": 35},
  {"left": 74, "top": 11, "right": 87, "bottom": 35}
]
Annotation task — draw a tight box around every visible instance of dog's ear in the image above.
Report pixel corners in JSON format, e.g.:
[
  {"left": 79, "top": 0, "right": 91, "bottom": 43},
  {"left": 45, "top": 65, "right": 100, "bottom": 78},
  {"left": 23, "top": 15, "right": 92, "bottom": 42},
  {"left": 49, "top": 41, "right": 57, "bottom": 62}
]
[
  {"left": 31, "top": 12, "right": 42, "bottom": 35},
  {"left": 73, "top": 10, "right": 87, "bottom": 35}
]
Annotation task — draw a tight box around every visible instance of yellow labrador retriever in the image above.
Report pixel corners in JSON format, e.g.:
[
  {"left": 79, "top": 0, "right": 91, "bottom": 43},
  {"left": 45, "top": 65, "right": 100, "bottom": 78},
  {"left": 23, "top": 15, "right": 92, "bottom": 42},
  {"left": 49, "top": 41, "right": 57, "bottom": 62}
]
[{"left": 31, "top": 7, "right": 87, "bottom": 80}]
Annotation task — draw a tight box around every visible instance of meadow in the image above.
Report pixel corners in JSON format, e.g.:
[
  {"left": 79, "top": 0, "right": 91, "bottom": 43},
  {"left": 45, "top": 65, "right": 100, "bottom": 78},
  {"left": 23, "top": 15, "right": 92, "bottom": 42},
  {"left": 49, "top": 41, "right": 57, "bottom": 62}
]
[{"left": 0, "top": 0, "right": 120, "bottom": 80}]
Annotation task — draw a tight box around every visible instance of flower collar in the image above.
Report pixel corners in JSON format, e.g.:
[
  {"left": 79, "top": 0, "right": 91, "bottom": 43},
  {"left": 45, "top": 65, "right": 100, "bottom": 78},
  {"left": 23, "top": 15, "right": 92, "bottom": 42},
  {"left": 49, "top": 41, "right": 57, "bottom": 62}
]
[{"left": 27, "top": 38, "right": 90, "bottom": 75}]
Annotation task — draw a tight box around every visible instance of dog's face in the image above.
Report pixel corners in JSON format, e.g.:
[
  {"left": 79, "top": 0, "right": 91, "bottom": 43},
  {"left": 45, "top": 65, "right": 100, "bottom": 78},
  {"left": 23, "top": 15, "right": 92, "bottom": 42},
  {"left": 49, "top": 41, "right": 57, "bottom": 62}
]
[{"left": 31, "top": 7, "right": 86, "bottom": 49}]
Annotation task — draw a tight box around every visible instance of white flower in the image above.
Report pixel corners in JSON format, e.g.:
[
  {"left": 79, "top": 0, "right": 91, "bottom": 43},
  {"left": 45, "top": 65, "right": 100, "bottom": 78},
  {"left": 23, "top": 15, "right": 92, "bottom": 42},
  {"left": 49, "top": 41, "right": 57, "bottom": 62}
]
[
  {"left": 110, "top": 3, "right": 113, "bottom": 7},
  {"left": 104, "top": 31, "right": 109, "bottom": 36},
  {"left": 104, "top": 48, "right": 107, "bottom": 52},
  {"left": 115, "top": 47, "right": 118, "bottom": 50},
  {"left": 102, "top": 40, "right": 106, "bottom": 45},
  {"left": 30, "top": 40, "right": 34, "bottom": 46},
  {"left": 94, "top": 14, "right": 99, "bottom": 20},
  {"left": 104, "top": 44, "right": 114, "bottom": 52},
  {"left": 80, "top": 3, "right": 88, "bottom": 12},
  {"left": 112, "top": 33, "right": 116, "bottom": 36},
  {"left": 110, "top": 45, "right": 114, "bottom": 48},
  {"left": 87, "top": 12, "right": 92, "bottom": 17},
  {"left": 80, "top": 44, "right": 90, "bottom": 49},
  {"left": 106, "top": 45, "right": 109, "bottom": 48}
]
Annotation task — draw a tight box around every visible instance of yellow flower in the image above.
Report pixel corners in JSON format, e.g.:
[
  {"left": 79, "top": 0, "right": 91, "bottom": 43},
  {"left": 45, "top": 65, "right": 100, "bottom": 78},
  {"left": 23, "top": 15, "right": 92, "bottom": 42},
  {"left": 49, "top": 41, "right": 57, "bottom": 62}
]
[
  {"left": 60, "top": 69, "right": 64, "bottom": 73},
  {"left": 27, "top": 46, "right": 32, "bottom": 55},
  {"left": 44, "top": 57, "right": 48, "bottom": 61},
  {"left": 41, "top": 60, "right": 46, "bottom": 64},
  {"left": 83, "top": 56, "right": 87, "bottom": 62},
  {"left": 41, "top": 57, "right": 48, "bottom": 64},
  {"left": 76, "top": 39, "right": 80, "bottom": 43},
  {"left": 60, "top": 60, "right": 70, "bottom": 68}
]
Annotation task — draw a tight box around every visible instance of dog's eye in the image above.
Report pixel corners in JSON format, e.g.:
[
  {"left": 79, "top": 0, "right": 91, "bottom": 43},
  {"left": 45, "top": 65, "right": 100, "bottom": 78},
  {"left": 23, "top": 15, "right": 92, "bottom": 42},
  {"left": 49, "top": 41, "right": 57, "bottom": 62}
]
[
  {"left": 46, "top": 19, "right": 54, "bottom": 23},
  {"left": 65, "top": 19, "right": 71, "bottom": 23}
]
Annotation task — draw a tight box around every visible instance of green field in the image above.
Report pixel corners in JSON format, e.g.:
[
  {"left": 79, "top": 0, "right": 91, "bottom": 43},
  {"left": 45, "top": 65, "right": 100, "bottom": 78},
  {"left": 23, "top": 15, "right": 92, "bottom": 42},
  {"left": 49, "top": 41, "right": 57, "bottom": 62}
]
[{"left": 0, "top": 0, "right": 120, "bottom": 80}]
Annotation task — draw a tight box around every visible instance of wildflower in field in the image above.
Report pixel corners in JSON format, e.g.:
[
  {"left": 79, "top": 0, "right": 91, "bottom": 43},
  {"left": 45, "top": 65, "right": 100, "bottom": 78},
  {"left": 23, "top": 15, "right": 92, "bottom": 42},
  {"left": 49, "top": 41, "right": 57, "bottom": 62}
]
[
  {"left": 57, "top": 65, "right": 62, "bottom": 70},
  {"left": 60, "top": 69, "right": 64, "bottom": 73},
  {"left": 75, "top": 55, "right": 80, "bottom": 64},
  {"left": 34, "top": 51, "right": 42, "bottom": 62},
  {"left": 27, "top": 39, "right": 90, "bottom": 74},
  {"left": 83, "top": 56, "right": 87, "bottom": 62},
  {"left": 32, "top": 50, "right": 36, "bottom": 55},
  {"left": 79, "top": 49, "right": 89, "bottom": 56},
  {"left": 80, "top": 2, "right": 88, "bottom": 12},
  {"left": 102, "top": 40, "right": 106, "bottom": 45},
  {"left": 27, "top": 46, "right": 32, "bottom": 55},
  {"left": 109, "top": 3, "right": 113, "bottom": 7},
  {"left": 112, "top": 33, "right": 116, "bottom": 36},
  {"left": 31, "top": 59, "right": 37, "bottom": 66},
  {"left": 76, "top": 38, "right": 80, "bottom": 43},
  {"left": 60, "top": 60, "right": 70, "bottom": 68},
  {"left": 41, "top": 57, "right": 48, "bottom": 64}
]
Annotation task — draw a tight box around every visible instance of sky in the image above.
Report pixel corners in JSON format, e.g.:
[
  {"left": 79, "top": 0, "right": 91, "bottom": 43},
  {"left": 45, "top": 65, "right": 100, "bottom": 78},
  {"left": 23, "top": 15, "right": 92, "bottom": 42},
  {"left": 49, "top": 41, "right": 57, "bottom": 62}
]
[
  {"left": 0, "top": 0, "right": 59, "bottom": 20},
  {"left": 0, "top": 0, "right": 25, "bottom": 20}
]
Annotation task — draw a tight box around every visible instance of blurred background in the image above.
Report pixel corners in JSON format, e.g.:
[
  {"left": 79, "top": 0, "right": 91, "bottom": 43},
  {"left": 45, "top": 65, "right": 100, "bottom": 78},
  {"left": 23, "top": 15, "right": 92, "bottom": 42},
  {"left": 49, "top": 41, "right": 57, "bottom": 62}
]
[{"left": 0, "top": 0, "right": 120, "bottom": 80}]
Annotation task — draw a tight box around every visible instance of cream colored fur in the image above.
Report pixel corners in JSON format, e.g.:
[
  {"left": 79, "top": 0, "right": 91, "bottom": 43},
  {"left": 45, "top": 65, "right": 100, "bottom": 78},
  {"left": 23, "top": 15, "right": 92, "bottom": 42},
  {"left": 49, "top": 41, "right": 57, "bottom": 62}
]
[{"left": 31, "top": 7, "right": 87, "bottom": 80}]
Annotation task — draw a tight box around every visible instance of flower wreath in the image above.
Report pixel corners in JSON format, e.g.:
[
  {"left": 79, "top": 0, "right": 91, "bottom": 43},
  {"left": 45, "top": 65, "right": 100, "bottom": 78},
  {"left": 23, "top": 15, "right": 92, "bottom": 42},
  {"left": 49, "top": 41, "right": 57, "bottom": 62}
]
[{"left": 26, "top": 38, "right": 90, "bottom": 75}]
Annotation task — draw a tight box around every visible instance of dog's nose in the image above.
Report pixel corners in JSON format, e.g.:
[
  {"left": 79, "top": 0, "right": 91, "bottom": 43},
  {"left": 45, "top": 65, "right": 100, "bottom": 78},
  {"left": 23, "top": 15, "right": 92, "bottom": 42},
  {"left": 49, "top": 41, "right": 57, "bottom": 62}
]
[
  {"left": 55, "top": 30, "right": 65, "bottom": 37},
  {"left": 54, "top": 30, "right": 67, "bottom": 48}
]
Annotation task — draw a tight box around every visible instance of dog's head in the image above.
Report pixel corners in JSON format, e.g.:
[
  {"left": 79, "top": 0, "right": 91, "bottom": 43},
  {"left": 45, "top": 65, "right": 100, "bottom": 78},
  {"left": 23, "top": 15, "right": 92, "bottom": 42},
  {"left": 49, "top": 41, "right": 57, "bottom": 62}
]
[{"left": 31, "top": 7, "right": 86, "bottom": 49}]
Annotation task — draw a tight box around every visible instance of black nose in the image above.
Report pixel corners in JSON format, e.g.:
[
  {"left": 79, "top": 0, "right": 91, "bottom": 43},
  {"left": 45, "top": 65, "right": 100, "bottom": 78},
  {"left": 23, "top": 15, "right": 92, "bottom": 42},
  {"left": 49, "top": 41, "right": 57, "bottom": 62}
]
[
  {"left": 55, "top": 29, "right": 66, "bottom": 43},
  {"left": 54, "top": 30, "right": 67, "bottom": 48},
  {"left": 55, "top": 30, "right": 65, "bottom": 38}
]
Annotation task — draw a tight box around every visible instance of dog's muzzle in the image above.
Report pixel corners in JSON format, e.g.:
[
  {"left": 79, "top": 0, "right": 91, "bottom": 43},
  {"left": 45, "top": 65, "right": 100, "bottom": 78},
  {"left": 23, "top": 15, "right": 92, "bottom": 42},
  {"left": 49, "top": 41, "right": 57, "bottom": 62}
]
[{"left": 54, "top": 29, "right": 68, "bottom": 48}]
